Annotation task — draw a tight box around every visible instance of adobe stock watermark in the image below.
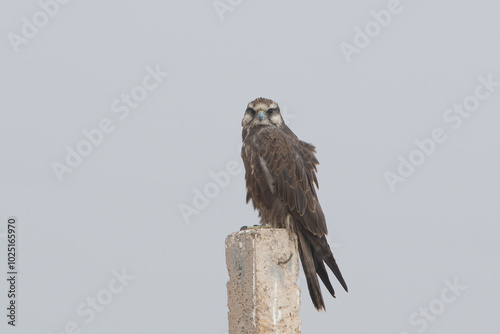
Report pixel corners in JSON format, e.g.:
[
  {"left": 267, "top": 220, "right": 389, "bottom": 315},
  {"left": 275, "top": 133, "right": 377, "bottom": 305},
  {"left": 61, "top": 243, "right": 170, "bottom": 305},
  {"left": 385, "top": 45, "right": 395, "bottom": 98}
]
[
  {"left": 48, "top": 267, "right": 134, "bottom": 334},
  {"left": 213, "top": 0, "right": 244, "bottom": 21},
  {"left": 397, "top": 277, "right": 467, "bottom": 334},
  {"left": 7, "top": 0, "right": 72, "bottom": 54},
  {"left": 51, "top": 64, "right": 168, "bottom": 183},
  {"left": 178, "top": 107, "right": 295, "bottom": 224},
  {"left": 339, "top": 0, "right": 409, "bottom": 64},
  {"left": 179, "top": 153, "right": 243, "bottom": 225},
  {"left": 385, "top": 74, "right": 499, "bottom": 192}
]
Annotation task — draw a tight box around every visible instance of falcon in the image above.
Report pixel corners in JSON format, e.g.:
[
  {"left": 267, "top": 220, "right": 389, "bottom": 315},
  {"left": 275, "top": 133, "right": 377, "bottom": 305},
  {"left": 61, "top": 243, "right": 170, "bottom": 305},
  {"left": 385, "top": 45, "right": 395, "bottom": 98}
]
[{"left": 241, "top": 97, "right": 348, "bottom": 311}]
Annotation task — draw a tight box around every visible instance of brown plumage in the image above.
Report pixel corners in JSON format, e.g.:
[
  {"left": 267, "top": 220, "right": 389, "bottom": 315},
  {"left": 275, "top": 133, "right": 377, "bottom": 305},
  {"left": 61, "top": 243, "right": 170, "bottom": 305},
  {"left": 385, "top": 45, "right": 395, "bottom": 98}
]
[{"left": 241, "top": 97, "right": 348, "bottom": 311}]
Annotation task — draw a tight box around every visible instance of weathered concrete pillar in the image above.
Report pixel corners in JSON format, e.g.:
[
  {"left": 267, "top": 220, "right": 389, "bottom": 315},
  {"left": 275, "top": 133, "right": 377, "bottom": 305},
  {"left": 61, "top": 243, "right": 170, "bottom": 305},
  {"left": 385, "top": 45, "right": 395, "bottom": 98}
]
[{"left": 226, "top": 228, "right": 301, "bottom": 334}]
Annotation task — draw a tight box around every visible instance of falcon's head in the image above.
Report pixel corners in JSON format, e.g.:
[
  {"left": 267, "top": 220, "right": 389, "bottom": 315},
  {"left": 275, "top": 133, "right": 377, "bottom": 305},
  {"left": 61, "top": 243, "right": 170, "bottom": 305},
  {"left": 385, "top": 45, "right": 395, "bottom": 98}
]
[{"left": 242, "top": 97, "right": 284, "bottom": 129}]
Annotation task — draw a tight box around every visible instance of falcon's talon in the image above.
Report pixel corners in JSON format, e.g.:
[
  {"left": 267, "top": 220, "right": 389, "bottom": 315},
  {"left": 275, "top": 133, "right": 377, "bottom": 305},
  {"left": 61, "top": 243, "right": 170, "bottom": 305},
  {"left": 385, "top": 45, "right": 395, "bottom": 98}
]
[{"left": 241, "top": 224, "right": 266, "bottom": 230}]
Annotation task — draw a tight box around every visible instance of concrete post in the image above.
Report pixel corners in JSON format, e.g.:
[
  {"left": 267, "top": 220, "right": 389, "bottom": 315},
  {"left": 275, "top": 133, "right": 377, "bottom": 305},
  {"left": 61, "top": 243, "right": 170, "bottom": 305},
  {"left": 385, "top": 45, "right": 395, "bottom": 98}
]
[{"left": 225, "top": 228, "right": 301, "bottom": 334}]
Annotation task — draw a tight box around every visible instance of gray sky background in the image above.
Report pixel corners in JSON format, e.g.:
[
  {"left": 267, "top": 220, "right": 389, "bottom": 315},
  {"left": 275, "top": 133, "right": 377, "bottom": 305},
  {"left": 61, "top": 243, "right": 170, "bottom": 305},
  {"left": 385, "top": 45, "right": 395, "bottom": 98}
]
[{"left": 1, "top": 1, "right": 499, "bottom": 333}]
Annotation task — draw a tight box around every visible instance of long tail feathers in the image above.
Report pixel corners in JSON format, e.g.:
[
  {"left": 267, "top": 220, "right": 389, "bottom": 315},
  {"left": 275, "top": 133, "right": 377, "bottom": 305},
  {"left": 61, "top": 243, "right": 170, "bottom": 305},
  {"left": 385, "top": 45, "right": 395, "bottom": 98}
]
[
  {"left": 297, "top": 231, "right": 325, "bottom": 310},
  {"left": 325, "top": 252, "right": 348, "bottom": 292},
  {"left": 297, "top": 228, "right": 348, "bottom": 311}
]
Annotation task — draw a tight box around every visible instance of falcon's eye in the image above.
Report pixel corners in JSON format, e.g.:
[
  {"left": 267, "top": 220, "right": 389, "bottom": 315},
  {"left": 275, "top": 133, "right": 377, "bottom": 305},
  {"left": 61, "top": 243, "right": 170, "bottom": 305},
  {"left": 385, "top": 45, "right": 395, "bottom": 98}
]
[
  {"left": 268, "top": 108, "right": 276, "bottom": 114},
  {"left": 248, "top": 108, "right": 256, "bottom": 116}
]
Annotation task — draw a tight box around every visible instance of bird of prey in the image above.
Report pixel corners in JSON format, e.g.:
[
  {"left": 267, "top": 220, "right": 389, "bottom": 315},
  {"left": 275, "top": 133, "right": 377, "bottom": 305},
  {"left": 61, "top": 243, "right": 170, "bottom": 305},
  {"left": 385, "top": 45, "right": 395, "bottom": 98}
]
[{"left": 241, "top": 97, "right": 348, "bottom": 311}]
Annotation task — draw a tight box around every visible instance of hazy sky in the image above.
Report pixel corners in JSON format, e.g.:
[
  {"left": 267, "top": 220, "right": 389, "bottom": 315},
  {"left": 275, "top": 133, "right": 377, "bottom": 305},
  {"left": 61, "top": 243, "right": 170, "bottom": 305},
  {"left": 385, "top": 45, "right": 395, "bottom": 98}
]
[{"left": 1, "top": 1, "right": 499, "bottom": 333}]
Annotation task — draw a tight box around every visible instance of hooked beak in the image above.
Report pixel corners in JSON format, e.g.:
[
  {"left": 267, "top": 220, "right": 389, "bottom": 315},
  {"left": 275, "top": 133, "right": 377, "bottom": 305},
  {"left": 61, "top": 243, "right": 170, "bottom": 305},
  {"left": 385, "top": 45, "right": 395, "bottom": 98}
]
[{"left": 257, "top": 111, "right": 265, "bottom": 121}]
